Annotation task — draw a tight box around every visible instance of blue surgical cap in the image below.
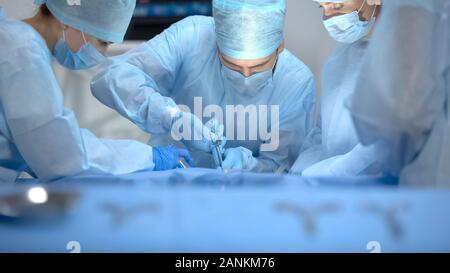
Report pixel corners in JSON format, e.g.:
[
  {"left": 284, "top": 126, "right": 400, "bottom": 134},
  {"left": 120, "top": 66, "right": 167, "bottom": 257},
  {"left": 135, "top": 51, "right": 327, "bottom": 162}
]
[
  {"left": 34, "top": 0, "right": 136, "bottom": 43},
  {"left": 213, "top": 0, "right": 286, "bottom": 60}
]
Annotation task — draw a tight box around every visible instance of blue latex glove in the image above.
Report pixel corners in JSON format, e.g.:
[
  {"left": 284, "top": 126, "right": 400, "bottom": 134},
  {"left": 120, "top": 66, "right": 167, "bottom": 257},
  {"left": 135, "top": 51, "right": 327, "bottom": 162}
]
[
  {"left": 222, "top": 147, "right": 258, "bottom": 171},
  {"left": 152, "top": 145, "right": 196, "bottom": 171},
  {"left": 171, "top": 112, "right": 226, "bottom": 153}
]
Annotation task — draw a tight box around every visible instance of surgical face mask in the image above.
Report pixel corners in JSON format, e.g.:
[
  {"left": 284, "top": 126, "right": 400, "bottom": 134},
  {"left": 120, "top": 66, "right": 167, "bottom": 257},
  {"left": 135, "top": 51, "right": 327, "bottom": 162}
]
[
  {"left": 53, "top": 28, "right": 105, "bottom": 70},
  {"left": 323, "top": 1, "right": 377, "bottom": 44},
  {"left": 222, "top": 54, "right": 278, "bottom": 97}
]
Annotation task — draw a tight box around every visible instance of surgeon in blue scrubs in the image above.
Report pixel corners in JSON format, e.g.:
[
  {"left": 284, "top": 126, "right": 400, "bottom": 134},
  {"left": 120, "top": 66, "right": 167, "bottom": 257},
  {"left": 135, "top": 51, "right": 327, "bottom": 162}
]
[
  {"left": 0, "top": 0, "right": 194, "bottom": 183},
  {"left": 291, "top": 0, "right": 384, "bottom": 177},
  {"left": 91, "top": 0, "right": 317, "bottom": 173}
]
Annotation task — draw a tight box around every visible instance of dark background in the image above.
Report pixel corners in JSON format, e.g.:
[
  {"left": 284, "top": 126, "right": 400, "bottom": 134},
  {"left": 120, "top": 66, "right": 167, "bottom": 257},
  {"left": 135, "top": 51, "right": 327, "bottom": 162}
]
[{"left": 125, "top": 0, "right": 212, "bottom": 40}]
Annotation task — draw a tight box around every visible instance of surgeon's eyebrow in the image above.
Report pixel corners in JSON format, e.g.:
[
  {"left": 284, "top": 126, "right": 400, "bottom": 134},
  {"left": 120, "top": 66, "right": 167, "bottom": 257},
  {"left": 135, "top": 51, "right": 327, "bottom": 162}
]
[
  {"left": 222, "top": 55, "right": 273, "bottom": 69},
  {"left": 248, "top": 57, "right": 273, "bottom": 69},
  {"left": 220, "top": 56, "right": 237, "bottom": 67}
]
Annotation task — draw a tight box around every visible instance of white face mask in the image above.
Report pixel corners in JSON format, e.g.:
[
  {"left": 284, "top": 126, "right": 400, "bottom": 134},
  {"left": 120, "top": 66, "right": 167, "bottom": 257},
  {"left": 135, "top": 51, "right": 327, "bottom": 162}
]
[{"left": 323, "top": 1, "right": 378, "bottom": 44}]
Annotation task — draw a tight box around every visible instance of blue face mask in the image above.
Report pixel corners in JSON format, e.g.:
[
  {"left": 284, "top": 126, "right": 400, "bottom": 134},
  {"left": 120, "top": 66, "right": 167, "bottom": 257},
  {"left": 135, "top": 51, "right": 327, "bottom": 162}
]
[
  {"left": 53, "top": 29, "right": 105, "bottom": 70},
  {"left": 222, "top": 54, "right": 278, "bottom": 97},
  {"left": 323, "top": 1, "right": 377, "bottom": 44}
]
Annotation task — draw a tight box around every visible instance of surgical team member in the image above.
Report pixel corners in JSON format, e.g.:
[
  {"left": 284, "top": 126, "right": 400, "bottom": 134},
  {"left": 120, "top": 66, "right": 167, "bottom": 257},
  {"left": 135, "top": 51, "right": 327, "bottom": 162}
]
[
  {"left": 0, "top": 0, "right": 194, "bottom": 183},
  {"left": 349, "top": 0, "right": 450, "bottom": 187},
  {"left": 291, "top": 0, "right": 383, "bottom": 177},
  {"left": 91, "top": 0, "right": 316, "bottom": 172}
]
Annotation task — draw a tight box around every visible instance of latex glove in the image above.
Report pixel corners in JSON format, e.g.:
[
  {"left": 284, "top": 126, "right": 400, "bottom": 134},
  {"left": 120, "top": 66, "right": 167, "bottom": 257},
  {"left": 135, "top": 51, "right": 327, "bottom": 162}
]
[
  {"left": 205, "top": 118, "right": 225, "bottom": 145},
  {"left": 171, "top": 112, "right": 226, "bottom": 153},
  {"left": 301, "top": 155, "right": 346, "bottom": 177},
  {"left": 302, "top": 144, "right": 379, "bottom": 177},
  {"left": 152, "top": 145, "right": 196, "bottom": 171},
  {"left": 222, "top": 147, "right": 258, "bottom": 171}
]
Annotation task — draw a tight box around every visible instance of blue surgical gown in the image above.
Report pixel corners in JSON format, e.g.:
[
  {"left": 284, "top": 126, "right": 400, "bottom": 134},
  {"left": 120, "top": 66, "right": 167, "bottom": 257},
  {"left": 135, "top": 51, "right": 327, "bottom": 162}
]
[
  {"left": 91, "top": 16, "right": 317, "bottom": 172},
  {"left": 349, "top": 0, "right": 450, "bottom": 187},
  {"left": 291, "top": 40, "right": 383, "bottom": 177},
  {"left": 0, "top": 9, "right": 155, "bottom": 183}
]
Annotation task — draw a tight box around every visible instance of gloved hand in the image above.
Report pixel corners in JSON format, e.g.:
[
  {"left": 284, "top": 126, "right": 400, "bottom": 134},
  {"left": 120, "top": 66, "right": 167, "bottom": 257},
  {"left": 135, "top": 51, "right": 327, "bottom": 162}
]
[
  {"left": 302, "top": 144, "right": 380, "bottom": 177},
  {"left": 222, "top": 147, "right": 258, "bottom": 171},
  {"left": 171, "top": 112, "right": 226, "bottom": 153},
  {"left": 152, "top": 145, "right": 196, "bottom": 171}
]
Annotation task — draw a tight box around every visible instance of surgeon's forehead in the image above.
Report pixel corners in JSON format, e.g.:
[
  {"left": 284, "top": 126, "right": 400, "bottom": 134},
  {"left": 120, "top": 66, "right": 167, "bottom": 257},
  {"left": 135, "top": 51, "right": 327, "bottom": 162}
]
[
  {"left": 317, "top": 0, "right": 361, "bottom": 10},
  {"left": 315, "top": 0, "right": 351, "bottom": 3},
  {"left": 315, "top": 0, "right": 356, "bottom": 6},
  {"left": 221, "top": 53, "right": 273, "bottom": 66}
]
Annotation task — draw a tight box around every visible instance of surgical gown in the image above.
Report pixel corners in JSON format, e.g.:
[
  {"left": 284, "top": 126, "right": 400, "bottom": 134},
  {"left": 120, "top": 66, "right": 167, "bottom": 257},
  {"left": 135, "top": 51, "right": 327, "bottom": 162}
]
[
  {"left": 349, "top": 0, "right": 450, "bottom": 187},
  {"left": 291, "top": 39, "right": 383, "bottom": 177},
  {"left": 91, "top": 16, "right": 317, "bottom": 172},
  {"left": 0, "top": 10, "right": 155, "bottom": 182}
]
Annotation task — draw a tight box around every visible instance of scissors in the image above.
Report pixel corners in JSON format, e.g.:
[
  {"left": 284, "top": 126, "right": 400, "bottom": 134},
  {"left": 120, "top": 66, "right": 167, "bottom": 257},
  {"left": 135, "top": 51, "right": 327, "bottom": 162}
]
[{"left": 177, "top": 158, "right": 191, "bottom": 169}]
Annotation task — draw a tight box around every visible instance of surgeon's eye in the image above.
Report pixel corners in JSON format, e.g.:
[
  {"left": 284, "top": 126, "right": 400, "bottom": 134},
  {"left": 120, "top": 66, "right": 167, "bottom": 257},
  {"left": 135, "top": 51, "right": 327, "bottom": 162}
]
[{"left": 98, "top": 40, "right": 111, "bottom": 47}]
